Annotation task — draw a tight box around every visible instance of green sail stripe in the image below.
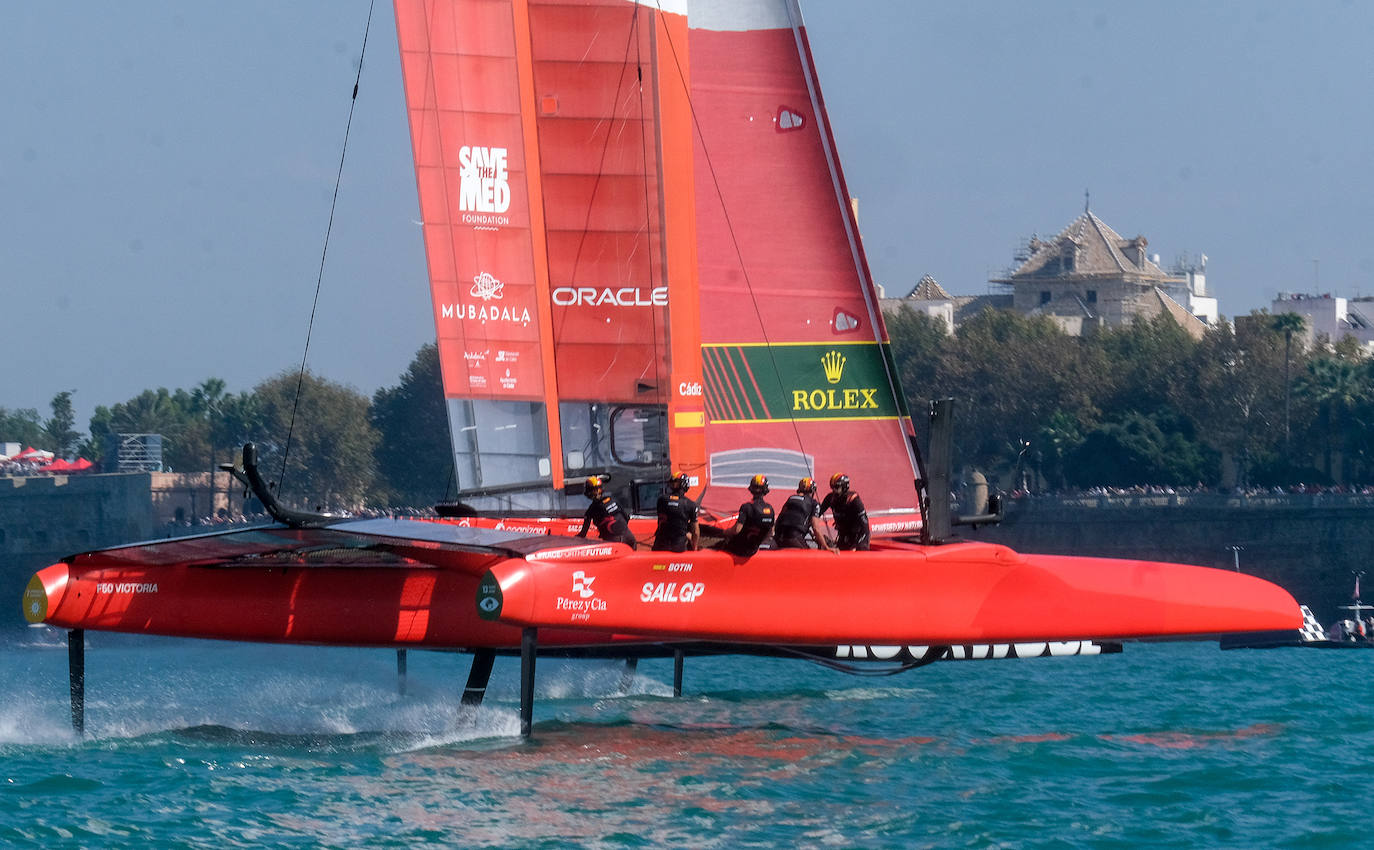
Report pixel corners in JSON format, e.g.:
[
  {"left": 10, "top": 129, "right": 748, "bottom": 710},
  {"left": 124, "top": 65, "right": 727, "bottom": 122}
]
[{"left": 701, "top": 342, "right": 901, "bottom": 422}]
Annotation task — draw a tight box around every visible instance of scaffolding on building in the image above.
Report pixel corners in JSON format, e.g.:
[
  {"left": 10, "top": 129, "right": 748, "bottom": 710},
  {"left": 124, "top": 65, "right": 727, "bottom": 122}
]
[{"left": 117, "top": 434, "right": 163, "bottom": 472}]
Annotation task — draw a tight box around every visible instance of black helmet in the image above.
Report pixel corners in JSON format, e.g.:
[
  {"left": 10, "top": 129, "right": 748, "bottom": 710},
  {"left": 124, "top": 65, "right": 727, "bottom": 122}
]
[
  {"left": 584, "top": 475, "right": 604, "bottom": 498},
  {"left": 748, "top": 474, "right": 770, "bottom": 496},
  {"left": 798, "top": 476, "right": 816, "bottom": 495},
  {"left": 829, "top": 472, "right": 849, "bottom": 493},
  {"left": 669, "top": 472, "right": 690, "bottom": 494}
]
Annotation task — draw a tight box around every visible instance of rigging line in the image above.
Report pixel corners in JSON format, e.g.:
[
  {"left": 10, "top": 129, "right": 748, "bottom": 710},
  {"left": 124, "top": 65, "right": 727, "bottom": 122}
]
[
  {"left": 277, "top": 0, "right": 378, "bottom": 495},
  {"left": 652, "top": 11, "right": 812, "bottom": 466}
]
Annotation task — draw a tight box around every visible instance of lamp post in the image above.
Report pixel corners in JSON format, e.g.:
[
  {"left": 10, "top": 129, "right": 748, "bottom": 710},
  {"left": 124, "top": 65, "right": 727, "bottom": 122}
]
[{"left": 1226, "top": 544, "right": 1243, "bottom": 572}]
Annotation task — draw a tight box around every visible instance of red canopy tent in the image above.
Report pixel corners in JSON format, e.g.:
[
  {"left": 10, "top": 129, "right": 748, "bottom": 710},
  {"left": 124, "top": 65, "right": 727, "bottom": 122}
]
[{"left": 38, "top": 457, "right": 94, "bottom": 473}]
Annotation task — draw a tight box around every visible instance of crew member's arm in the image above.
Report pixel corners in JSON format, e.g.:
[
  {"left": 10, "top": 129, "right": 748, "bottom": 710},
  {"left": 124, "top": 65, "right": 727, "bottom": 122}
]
[
  {"left": 849, "top": 493, "right": 868, "bottom": 530},
  {"left": 577, "top": 512, "right": 592, "bottom": 538},
  {"left": 688, "top": 517, "right": 700, "bottom": 551},
  {"left": 811, "top": 514, "right": 837, "bottom": 552},
  {"left": 726, "top": 504, "right": 747, "bottom": 541}
]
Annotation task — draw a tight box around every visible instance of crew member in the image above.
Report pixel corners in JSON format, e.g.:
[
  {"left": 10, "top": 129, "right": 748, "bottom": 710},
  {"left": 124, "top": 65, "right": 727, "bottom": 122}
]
[
  {"left": 577, "top": 475, "right": 637, "bottom": 547},
  {"left": 725, "top": 474, "right": 775, "bottom": 557},
  {"left": 820, "top": 472, "right": 869, "bottom": 551},
  {"left": 774, "top": 477, "right": 836, "bottom": 551},
  {"left": 653, "top": 472, "right": 699, "bottom": 552}
]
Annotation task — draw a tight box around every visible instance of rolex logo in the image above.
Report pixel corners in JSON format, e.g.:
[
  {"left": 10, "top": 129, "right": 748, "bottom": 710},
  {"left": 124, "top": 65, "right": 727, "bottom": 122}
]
[{"left": 821, "top": 350, "right": 846, "bottom": 384}]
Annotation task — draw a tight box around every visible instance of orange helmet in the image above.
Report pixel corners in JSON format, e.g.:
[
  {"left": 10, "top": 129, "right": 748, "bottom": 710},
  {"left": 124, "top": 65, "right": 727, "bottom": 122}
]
[
  {"left": 669, "top": 472, "right": 690, "bottom": 494},
  {"left": 748, "top": 474, "right": 770, "bottom": 496},
  {"left": 584, "top": 475, "right": 604, "bottom": 497},
  {"left": 798, "top": 477, "right": 816, "bottom": 495},
  {"left": 829, "top": 472, "right": 849, "bottom": 493}
]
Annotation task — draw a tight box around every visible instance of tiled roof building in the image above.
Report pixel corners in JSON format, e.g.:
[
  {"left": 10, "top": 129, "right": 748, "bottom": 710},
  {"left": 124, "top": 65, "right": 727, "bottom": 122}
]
[{"left": 989, "top": 211, "right": 1214, "bottom": 339}]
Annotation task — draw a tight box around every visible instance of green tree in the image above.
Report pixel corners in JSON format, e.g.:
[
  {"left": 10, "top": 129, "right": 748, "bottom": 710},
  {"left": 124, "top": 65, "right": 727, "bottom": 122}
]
[
  {"left": 1033, "top": 410, "right": 1084, "bottom": 492},
  {"left": 252, "top": 370, "right": 379, "bottom": 510},
  {"left": 1065, "top": 411, "right": 1216, "bottom": 487},
  {"left": 372, "top": 343, "right": 454, "bottom": 507},
  {"left": 1174, "top": 316, "right": 1286, "bottom": 488},
  {"left": 102, "top": 388, "right": 194, "bottom": 471},
  {"left": 43, "top": 391, "right": 82, "bottom": 459},
  {"left": 215, "top": 391, "right": 264, "bottom": 467},
  {"left": 1295, "top": 351, "right": 1368, "bottom": 483},
  {"left": 938, "top": 309, "right": 1102, "bottom": 476},
  {"left": 1268, "top": 311, "right": 1308, "bottom": 454},
  {"left": 0, "top": 407, "right": 45, "bottom": 449},
  {"left": 1089, "top": 314, "right": 1197, "bottom": 419}
]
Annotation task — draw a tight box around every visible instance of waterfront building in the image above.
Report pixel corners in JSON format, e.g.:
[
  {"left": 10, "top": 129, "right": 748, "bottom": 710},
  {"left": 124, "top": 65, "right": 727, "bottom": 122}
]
[
  {"left": 988, "top": 209, "right": 1214, "bottom": 338},
  {"left": 1270, "top": 292, "right": 1374, "bottom": 351},
  {"left": 879, "top": 209, "right": 1217, "bottom": 339}
]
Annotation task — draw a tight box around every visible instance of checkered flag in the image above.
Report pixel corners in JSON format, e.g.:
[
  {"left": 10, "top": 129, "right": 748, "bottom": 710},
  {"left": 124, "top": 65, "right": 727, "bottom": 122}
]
[{"left": 1297, "top": 605, "right": 1326, "bottom": 643}]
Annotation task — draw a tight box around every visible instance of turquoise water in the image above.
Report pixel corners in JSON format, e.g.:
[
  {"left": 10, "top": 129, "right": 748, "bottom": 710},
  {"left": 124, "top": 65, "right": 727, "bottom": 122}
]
[{"left": 1, "top": 633, "right": 1367, "bottom": 848}]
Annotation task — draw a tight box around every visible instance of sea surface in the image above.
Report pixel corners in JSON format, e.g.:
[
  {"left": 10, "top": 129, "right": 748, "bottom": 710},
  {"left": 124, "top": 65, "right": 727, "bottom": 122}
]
[{"left": 1, "top": 631, "right": 1368, "bottom": 849}]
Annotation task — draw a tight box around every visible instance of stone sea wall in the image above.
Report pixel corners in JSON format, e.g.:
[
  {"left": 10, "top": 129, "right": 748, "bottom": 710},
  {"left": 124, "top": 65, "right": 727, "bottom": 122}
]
[
  {"left": 2, "top": 473, "right": 160, "bottom": 622},
  {"left": 966, "top": 493, "right": 1374, "bottom": 626}
]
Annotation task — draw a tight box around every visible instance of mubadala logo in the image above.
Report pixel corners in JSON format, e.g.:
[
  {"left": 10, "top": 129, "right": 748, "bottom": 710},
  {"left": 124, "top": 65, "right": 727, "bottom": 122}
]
[
  {"left": 470, "top": 271, "right": 504, "bottom": 301},
  {"left": 552, "top": 286, "right": 668, "bottom": 308},
  {"left": 440, "top": 273, "right": 531, "bottom": 327},
  {"left": 458, "top": 145, "right": 510, "bottom": 214}
]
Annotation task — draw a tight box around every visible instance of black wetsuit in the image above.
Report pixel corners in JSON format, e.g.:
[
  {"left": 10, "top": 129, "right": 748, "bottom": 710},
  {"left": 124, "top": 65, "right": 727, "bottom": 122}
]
[
  {"left": 774, "top": 492, "right": 821, "bottom": 549},
  {"left": 820, "top": 490, "right": 869, "bottom": 551},
  {"left": 726, "top": 496, "right": 775, "bottom": 557},
  {"left": 653, "top": 492, "right": 698, "bottom": 552},
  {"left": 578, "top": 493, "right": 636, "bottom": 546}
]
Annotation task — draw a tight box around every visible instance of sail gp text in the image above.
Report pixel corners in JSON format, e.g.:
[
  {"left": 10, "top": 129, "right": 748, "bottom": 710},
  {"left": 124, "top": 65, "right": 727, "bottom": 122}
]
[{"left": 641, "top": 582, "right": 705, "bottom": 603}]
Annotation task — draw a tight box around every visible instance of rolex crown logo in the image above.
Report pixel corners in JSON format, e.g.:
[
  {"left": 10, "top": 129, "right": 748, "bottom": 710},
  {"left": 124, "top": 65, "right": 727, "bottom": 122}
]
[{"left": 821, "top": 350, "right": 846, "bottom": 384}]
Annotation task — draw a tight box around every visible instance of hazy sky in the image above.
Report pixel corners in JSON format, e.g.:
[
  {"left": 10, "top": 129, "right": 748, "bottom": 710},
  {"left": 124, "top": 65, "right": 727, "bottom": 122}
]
[{"left": 5, "top": 1, "right": 1373, "bottom": 429}]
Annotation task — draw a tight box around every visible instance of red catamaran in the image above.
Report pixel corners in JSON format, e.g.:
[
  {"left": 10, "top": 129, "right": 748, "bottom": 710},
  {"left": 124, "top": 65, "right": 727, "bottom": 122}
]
[{"left": 22, "top": 0, "right": 1299, "bottom": 736}]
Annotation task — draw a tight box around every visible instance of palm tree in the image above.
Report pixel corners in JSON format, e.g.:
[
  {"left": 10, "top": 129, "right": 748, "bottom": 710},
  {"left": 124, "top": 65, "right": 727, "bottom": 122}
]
[
  {"left": 1269, "top": 312, "right": 1306, "bottom": 454},
  {"left": 1297, "top": 356, "right": 1364, "bottom": 482},
  {"left": 190, "top": 378, "right": 228, "bottom": 516}
]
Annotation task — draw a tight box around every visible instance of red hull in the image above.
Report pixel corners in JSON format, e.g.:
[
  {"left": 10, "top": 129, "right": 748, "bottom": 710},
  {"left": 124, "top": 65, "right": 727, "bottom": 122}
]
[
  {"left": 26, "top": 539, "right": 1300, "bottom": 647},
  {"left": 25, "top": 561, "right": 618, "bottom": 649},
  {"left": 481, "top": 540, "right": 1301, "bottom": 644}
]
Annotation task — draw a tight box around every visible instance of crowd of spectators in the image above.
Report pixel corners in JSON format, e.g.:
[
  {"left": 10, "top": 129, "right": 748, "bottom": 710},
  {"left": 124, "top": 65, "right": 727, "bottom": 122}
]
[
  {"left": 1002, "top": 482, "right": 1374, "bottom": 500},
  {"left": 0, "top": 458, "right": 95, "bottom": 477},
  {"left": 160, "top": 504, "right": 439, "bottom": 534}
]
